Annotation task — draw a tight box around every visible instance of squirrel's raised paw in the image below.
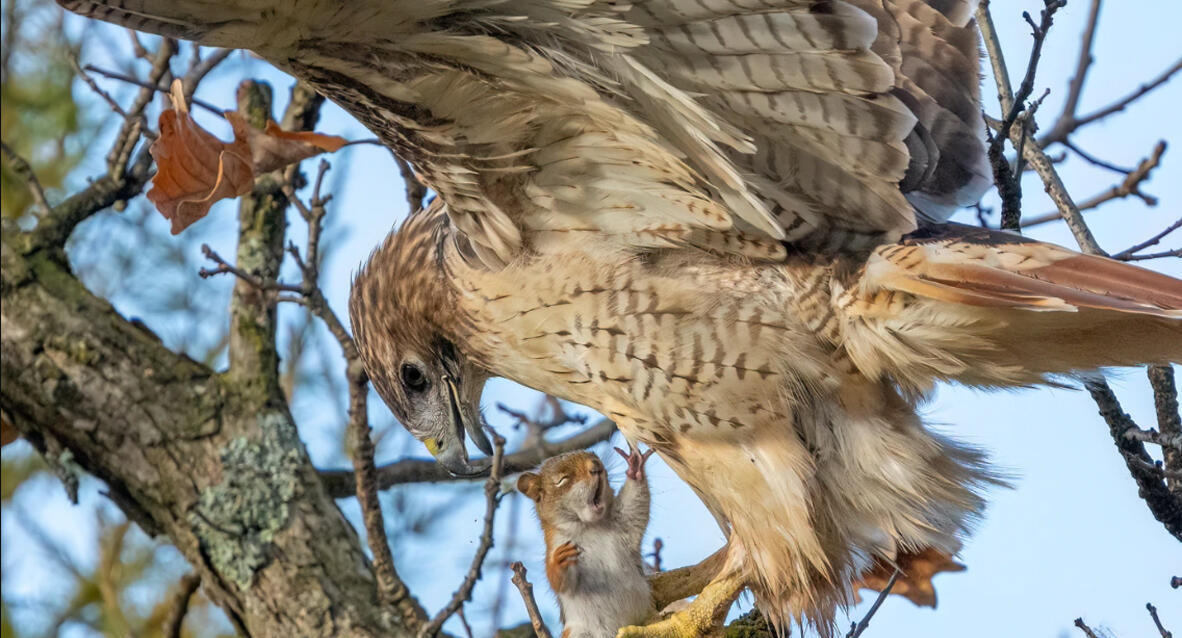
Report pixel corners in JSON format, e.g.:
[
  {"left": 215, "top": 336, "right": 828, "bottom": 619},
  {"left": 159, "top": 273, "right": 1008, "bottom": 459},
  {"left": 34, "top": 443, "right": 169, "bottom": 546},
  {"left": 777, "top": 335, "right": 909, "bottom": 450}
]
[{"left": 614, "top": 444, "right": 655, "bottom": 481}]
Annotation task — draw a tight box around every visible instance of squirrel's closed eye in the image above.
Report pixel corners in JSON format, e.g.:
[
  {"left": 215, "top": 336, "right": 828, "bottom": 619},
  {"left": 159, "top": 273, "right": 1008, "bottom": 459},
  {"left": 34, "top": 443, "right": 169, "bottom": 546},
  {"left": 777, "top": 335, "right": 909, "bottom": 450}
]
[{"left": 554, "top": 476, "right": 569, "bottom": 487}]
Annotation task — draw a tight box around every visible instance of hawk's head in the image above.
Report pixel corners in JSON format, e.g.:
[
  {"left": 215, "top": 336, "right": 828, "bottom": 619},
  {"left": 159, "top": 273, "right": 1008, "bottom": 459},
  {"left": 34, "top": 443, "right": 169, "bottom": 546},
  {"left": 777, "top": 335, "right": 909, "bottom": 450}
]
[{"left": 349, "top": 202, "right": 493, "bottom": 476}]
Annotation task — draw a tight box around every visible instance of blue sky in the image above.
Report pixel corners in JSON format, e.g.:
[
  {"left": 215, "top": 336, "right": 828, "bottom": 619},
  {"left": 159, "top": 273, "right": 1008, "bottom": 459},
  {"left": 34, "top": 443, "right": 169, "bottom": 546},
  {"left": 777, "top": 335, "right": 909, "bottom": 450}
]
[{"left": 3, "top": 1, "right": 1179, "bottom": 637}]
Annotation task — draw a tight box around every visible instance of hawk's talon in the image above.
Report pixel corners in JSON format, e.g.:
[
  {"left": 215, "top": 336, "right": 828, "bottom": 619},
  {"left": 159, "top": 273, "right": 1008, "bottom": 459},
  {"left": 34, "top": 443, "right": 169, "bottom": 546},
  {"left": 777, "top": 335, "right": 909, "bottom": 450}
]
[{"left": 616, "top": 570, "right": 745, "bottom": 638}]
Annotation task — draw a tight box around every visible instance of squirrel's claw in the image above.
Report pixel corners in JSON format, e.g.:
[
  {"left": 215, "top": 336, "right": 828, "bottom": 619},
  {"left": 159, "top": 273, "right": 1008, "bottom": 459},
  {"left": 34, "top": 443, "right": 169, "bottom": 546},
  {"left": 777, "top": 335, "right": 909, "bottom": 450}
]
[{"left": 615, "top": 444, "right": 655, "bottom": 481}]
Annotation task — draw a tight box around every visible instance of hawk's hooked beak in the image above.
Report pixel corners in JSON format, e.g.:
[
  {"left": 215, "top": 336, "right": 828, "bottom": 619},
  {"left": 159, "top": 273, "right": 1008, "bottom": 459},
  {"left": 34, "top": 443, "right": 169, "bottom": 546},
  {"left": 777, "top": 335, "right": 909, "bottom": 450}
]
[{"left": 431, "top": 374, "right": 493, "bottom": 477}]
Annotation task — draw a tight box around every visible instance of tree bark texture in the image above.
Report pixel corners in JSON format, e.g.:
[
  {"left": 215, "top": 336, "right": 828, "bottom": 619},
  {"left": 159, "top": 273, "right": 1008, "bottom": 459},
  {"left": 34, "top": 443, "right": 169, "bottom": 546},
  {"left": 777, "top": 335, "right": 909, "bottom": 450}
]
[{"left": 0, "top": 231, "right": 423, "bottom": 637}]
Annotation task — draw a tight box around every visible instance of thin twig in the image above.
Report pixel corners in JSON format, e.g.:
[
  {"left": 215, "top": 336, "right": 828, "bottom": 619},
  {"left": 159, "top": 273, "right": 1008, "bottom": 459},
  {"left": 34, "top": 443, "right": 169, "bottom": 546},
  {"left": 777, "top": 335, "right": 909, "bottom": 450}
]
[
  {"left": 1113, "top": 216, "right": 1180, "bottom": 260},
  {"left": 318, "top": 417, "right": 617, "bottom": 498},
  {"left": 68, "top": 50, "right": 129, "bottom": 118},
  {"left": 1120, "top": 248, "right": 1181, "bottom": 262},
  {"left": 1074, "top": 618, "right": 1100, "bottom": 638},
  {"left": 198, "top": 244, "right": 304, "bottom": 293},
  {"left": 162, "top": 573, "right": 201, "bottom": 638},
  {"left": 0, "top": 140, "right": 52, "bottom": 217},
  {"left": 419, "top": 431, "right": 508, "bottom": 638},
  {"left": 1148, "top": 602, "right": 1174, "bottom": 638},
  {"left": 510, "top": 562, "right": 554, "bottom": 638},
  {"left": 1062, "top": 139, "right": 1132, "bottom": 174},
  {"left": 182, "top": 47, "right": 235, "bottom": 98},
  {"left": 846, "top": 568, "right": 900, "bottom": 638},
  {"left": 277, "top": 159, "right": 427, "bottom": 629},
  {"left": 83, "top": 64, "right": 223, "bottom": 115},
  {"left": 976, "top": 1, "right": 1015, "bottom": 115},
  {"left": 102, "top": 38, "right": 177, "bottom": 177},
  {"left": 986, "top": 114, "right": 1107, "bottom": 254},
  {"left": 1122, "top": 426, "right": 1182, "bottom": 451},
  {"left": 649, "top": 538, "right": 664, "bottom": 572},
  {"left": 1043, "top": 57, "right": 1182, "bottom": 146},
  {"left": 457, "top": 605, "right": 476, "bottom": 638},
  {"left": 984, "top": 0, "right": 1065, "bottom": 230},
  {"left": 1039, "top": 0, "right": 1102, "bottom": 147},
  {"left": 1024, "top": 142, "right": 1168, "bottom": 228}
]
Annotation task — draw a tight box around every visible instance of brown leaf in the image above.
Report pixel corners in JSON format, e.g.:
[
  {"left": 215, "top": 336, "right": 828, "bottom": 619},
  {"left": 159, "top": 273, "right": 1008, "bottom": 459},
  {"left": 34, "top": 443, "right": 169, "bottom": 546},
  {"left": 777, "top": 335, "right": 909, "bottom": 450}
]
[
  {"left": 853, "top": 547, "right": 966, "bottom": 608},
  {"left": 147, "top": 79, "right": 348, "bottom": 234},
  {"left": 228, "top": 113, "right": 348, "bottom": 175},
  {"left": 147, "top": 80, "right": 253, "bottom": 235}
]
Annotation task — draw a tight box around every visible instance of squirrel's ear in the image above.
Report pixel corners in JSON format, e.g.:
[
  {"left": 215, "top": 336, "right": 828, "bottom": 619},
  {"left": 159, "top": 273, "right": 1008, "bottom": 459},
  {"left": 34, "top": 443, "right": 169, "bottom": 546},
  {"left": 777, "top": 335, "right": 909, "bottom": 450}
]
[{"left": 517, "top": 472, "right": 541, "bottom": 501}]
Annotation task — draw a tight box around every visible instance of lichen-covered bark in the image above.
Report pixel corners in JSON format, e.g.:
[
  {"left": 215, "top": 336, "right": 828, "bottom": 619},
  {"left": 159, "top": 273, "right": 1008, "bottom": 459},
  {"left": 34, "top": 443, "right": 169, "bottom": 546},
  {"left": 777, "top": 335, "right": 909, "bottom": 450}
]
[{"left": 0, "top": 230, "right": 422, "bottom": 637}]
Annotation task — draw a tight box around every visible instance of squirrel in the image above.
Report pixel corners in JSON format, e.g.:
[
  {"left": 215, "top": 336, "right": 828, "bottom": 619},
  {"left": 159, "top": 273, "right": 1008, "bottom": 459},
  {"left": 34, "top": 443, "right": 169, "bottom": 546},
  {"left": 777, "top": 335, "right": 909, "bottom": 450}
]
[{"left": 517, "top": 445, "right": 656, "bottom": 638}]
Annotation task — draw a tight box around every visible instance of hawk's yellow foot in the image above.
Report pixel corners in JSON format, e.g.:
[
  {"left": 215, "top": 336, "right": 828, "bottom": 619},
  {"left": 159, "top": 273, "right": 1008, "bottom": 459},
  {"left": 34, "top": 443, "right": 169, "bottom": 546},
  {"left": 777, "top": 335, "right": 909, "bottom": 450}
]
[{"left": 617, "top": 572, "right": 745, "bottom": 638}]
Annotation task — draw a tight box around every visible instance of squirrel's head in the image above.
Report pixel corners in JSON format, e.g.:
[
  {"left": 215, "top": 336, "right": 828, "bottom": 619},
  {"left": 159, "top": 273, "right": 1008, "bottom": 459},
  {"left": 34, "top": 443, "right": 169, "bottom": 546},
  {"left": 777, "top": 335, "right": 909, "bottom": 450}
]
[{"left": 518, "top": 451, "right": 612, "bottom": 524}]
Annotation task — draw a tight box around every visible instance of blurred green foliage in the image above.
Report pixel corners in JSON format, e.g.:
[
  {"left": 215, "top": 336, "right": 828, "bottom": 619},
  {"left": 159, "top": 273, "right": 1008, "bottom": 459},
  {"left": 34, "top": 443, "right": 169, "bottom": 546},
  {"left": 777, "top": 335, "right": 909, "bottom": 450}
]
[{"left": 0, "top": 0, "right": 97, "bottom": 218}]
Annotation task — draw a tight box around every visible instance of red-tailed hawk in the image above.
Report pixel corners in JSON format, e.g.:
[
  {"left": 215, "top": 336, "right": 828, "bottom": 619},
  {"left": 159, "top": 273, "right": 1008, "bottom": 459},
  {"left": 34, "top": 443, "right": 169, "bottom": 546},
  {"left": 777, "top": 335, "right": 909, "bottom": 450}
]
[{"left": 63, "top": 0, "right": 1182, "bottom": 634}]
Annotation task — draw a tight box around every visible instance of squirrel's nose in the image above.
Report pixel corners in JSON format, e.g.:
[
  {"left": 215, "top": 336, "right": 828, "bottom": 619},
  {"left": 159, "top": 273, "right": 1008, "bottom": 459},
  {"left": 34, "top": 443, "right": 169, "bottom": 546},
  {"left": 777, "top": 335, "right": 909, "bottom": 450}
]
[{"left": 589, "top": 464, "right": 603, "bottom": 476}]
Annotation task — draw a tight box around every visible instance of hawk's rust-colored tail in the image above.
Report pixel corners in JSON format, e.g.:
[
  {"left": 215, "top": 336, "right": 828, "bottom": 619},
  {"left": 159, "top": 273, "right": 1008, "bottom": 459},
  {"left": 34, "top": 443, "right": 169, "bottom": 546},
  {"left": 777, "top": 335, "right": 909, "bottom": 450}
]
[{"left": 843, "top": 223, "right": 1182, "bottom": 391}]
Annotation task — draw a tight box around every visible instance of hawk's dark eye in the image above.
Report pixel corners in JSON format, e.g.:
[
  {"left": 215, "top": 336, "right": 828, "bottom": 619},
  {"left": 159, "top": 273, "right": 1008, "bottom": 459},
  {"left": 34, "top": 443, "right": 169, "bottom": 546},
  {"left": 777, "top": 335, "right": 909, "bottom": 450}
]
[{"left": 400, "top": 363, "right": 428, "bottom": 393}]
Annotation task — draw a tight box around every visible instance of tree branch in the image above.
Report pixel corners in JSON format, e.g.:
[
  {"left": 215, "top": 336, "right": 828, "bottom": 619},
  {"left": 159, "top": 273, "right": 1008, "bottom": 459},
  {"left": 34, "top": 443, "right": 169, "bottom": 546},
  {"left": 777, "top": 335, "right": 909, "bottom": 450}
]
[
  {"left": 0, "top": 139, "right": 53, "bottom": 217},
  {"left": 1022, "top": 141, "right": 1167, "bottom": 229},
  {"left": 1042, "top": 57, "right": 1182, "bottom": 147},
  {"left": 510, "top": 562, "right": 553, "bottom": 638},
  {"left": 282, "top": 158, "right": 425, "bottom": 629},
  {"left": 0, "top": 230, "right": 423, "bottom": 636},
  {"left": 317, "top": 418, "right": 617, "bottom": 498},
  {"left": 419, "top": 432, "right": 507, "bottom": 638},
  {"left": 162, "top": 573, "right": 202, "bottom": 638},
  {"left": 1086, "top": 381, "right": 1182, "bottom": 540},
  {"left": 1148, "top": 366, "right": 1182, "bottom": 497}
]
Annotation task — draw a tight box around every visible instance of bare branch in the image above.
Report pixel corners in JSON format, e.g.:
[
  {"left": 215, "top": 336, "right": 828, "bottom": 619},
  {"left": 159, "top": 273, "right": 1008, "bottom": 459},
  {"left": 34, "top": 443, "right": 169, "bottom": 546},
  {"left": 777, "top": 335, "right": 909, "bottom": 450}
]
[
  {"left": 419, "top": 431, "right": 508, "bottom": 638},
  {"left": 1120, "top": 248, "right": 1181, "bottom": 262},
  {"left": 1043, "top": 57, "right": 1182, "bottom": 146},
  {"left": 68, "top": 50, "right": 129, "bottom": 118},
  {"left": 83, "top": 63, "right": 222, "bottom": 115},
  {"left": 162, "top": 573, "right": 202, "bottom": 638},
  {"left": 1122, "top": 426, "right": 1182, "bottom": 451},
  {"left": 975, "top": 1, "right": 1015, "bottom": 114},
  {"left": 1148, "top": 366, "right": 1182, "bottom": 497},
  {"left": 846, "top": 568, "right": 900, "bottom": 638},
  {"left": 510, "top": 562, "right": 554, "bottom": 638},
  {"left": 1062, "top": 139, "right": 1132, "bottom": 174},
  {"left": 980, "top": 0, "right": 1065, "bottom": 229},
  {"left": 648, "top": 538, "right": 664, "bottom": 572},
  {"left": 1147, "top": 603, "right": 1173, "bottom": 638},
  {"left": 0, "top": 140, "right": 52, "bottom": 217},
  {"left": 318, "top": 417, "right": 617, "bottom": 498},
  {"left": 1057, "top": 0, "right": 1102, "bottom": 128},
  {"left": 1023, "top": 142, "right": 1167, "bottom": 229},
  {"left": 181, "top": 47, "right": 235, "bottom": 97},
  {"left": 1113, "top": 215, "right": 1180, "bottom": 261},
  {"left": 1086, "top": 381, "right": 1182, "bottom": 540},
  {"left": 198, "top": 243, "right": 305, "bottom": 293},
  {"left": 277, "top": 155, "right": 426, "bottom": 629},
  {"left": 1074, "top": 618, "right": 1100, "bottom": 638}
]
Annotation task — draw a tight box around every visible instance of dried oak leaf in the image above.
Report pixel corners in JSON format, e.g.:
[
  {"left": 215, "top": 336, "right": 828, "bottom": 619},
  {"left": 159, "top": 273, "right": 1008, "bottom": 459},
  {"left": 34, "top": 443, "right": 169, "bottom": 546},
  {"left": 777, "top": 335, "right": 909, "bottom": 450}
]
[
  {"left": 147, "top": 80, "right": 347, "bottom": 234},
  {"left": 853, "top": 547, "right": 966, "bottom": 608}
]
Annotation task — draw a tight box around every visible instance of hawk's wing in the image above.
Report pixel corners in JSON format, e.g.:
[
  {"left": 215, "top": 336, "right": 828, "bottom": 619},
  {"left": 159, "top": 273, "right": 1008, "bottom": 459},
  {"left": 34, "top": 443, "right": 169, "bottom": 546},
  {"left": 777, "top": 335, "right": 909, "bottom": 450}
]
[
  {"left": 60, "top": 0, "right": 989, "bottom": 264},
  {"left": 623, "top": 0, "right": 990, "bottom": 247}
]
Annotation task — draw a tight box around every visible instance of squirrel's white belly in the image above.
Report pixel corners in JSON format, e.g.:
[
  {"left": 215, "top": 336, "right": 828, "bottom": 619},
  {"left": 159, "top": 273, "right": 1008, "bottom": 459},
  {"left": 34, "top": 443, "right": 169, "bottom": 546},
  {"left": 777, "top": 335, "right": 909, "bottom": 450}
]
[{"left": 559, "top": 531, "right": 653, "bottom": 638}]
